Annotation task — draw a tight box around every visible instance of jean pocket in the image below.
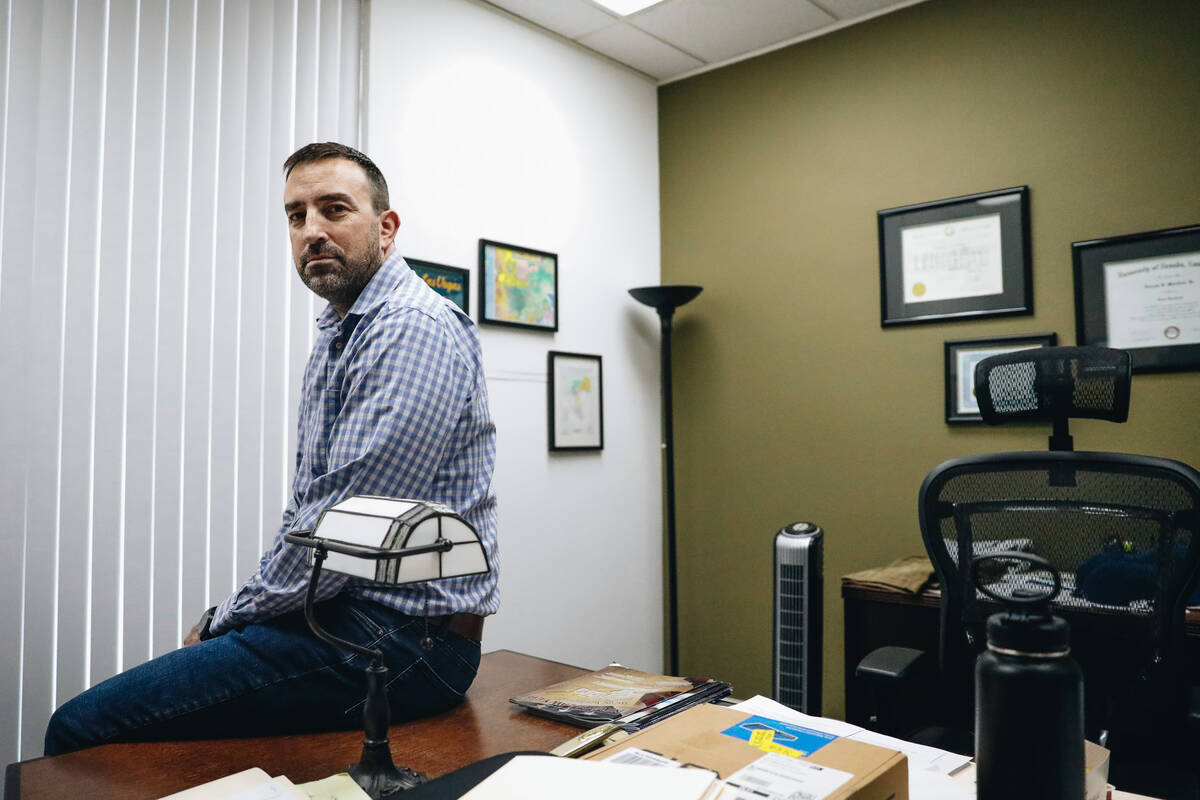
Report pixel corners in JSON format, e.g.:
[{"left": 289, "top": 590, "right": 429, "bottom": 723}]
[{"left": 423, "top": 635, "right": 480, "bottom": 699}]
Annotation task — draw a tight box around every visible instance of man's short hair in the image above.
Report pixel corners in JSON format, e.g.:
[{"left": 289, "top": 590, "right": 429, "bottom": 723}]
[{"left": 283, "top": 142, "right": 390, "bottom": 214}]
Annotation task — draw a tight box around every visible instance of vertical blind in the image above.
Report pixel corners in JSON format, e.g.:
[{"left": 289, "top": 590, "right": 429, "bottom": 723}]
[{"left": 0, "top": 0, "right": 362, "bottom": 762}]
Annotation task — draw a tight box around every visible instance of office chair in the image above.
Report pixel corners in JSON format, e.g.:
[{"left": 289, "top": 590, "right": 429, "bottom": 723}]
[{"left": 856, "top": 347, "right": 1200, "bottom": 800}]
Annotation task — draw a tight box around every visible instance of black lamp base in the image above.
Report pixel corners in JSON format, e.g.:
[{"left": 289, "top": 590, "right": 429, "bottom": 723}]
[{"left": 349, "top": 741, "right": 428, "bottom": 798}]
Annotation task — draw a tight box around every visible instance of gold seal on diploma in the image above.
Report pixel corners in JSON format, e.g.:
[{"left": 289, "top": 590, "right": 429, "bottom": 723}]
[{"left": 911, "top": 282, "right": 927, "bottom": 298}]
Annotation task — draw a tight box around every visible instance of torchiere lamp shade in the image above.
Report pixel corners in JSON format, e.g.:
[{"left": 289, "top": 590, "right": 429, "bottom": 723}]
[{"left": 629, "top": 285, "right": 703, "bottom": 312}]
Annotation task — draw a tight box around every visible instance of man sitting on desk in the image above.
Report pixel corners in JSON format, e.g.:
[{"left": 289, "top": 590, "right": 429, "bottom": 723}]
[{"left": 44, "top": 142, "right": 499, "bottom": 755}]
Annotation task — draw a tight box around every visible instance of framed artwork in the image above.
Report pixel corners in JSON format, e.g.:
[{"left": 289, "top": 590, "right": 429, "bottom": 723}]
[
  {"left": 407, "top": 257, "right": 469, "bottom": 314},
  {"left": 879, "top": 186, "right": 1032, "bottom": 327},
  {"left": 548, "top": 351, "right": 603, "bottom": 451},
  {"left": 944, "top": 333, "right": 1057, "bottom": 423},
  {"left": 1073, "top": 223, "right": 1200, "bottom": 373},
  {"left": 479, "top": 239, "right": 558, "bottom": 331}
]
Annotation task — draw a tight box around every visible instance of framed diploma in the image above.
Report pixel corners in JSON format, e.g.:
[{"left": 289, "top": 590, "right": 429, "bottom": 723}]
[
  {"left": 1073, "top": 224, "right": 1200, "bottom": 373},
  {"left": 879, "top": 186, "right": 1032, "bottom": 327},
  {"left": 944, "top": 333, "right": 1056, "bottom": 423}
]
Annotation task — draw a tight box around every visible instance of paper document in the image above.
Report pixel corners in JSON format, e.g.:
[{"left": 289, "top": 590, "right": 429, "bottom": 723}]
[
  {"left": 728, "top": 695, "right": 972, "bottom": 778},
  {"left": 459, "top": 755, "right": 720, "bottom": 800},
  {"left": 157, "top": 768, "right": 307, "bottom": 800},
  {"left": 295, "top": 773, "right": 372, "bottom": 800},
  {"left": 723, "top": 751, "right": 854, "bottom": 800}
]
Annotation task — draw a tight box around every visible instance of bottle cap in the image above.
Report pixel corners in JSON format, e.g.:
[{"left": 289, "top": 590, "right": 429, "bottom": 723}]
[{"left": 986, "top": 610, "right": 1071, "bottom": 655}]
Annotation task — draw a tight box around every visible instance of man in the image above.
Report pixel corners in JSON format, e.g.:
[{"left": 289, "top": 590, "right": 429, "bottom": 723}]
[{"left": 44, "top": 142, "right": 498, "bottom": 755}]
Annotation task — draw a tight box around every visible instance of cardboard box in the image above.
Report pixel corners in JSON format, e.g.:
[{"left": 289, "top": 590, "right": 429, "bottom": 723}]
[{"left": 585, "top": 704, "right": 908, "bottom": 800}]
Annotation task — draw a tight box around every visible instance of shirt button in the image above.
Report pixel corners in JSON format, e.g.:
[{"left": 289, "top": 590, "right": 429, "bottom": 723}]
[{"left": 333, "top": 340, "right": 344, "bottom": 350}]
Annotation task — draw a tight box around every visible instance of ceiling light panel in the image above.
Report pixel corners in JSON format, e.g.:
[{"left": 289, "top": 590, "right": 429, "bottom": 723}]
[{"left": 592, "top": 0, "right": 664, "bottom": 16}]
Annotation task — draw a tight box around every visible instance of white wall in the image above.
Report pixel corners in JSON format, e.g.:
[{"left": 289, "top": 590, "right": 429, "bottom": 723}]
[{"left": 367, "top": 0, "right": 666, "bottom": 671}]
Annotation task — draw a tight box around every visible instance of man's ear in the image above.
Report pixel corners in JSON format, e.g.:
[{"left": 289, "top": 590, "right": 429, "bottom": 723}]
[{"left": 379, "top": 209, "right": 401, "bottom": 252}]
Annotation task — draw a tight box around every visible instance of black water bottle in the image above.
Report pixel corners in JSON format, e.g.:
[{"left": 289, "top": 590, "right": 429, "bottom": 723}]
[{"left": 973, "top": 552, "right": 1084, "bottom": 800}]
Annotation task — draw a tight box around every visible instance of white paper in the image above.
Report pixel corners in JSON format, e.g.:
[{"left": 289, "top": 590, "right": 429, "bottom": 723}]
[
  {"left": 909, "top": 768, "right": 976, "bottom": 800},
  {"left": 722, "top": 752, "right": 853, "bottom": 800},
  {"left": 459, "top": 755, "right": 717, "bottom": 800},
  {"left": 847, "top": 728, "right": 972, "bottom": 775},
  {"left": 157, "top": 769, "right": 307, "bottom": 800},
  {"left": 1103, "top": 251, "right": 1200, "bottom": 349},
  {"left": 603, "top": 746, "right": 684, "bottom": 768},
  {"left": 728, "top": 696, "right": 861, "bottom": 738},
  {"left": 223, "top": 777, "right": 306, "bottom": 800},
  {"left": 901, "top": 212, "right": 1004, "bottom": 304},
  {"left": 727, "top": 695, "right": 972, "bottom": 778}
]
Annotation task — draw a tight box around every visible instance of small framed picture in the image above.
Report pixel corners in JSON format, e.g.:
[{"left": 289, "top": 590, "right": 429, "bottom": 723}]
[
  {"left": 944, "top": 333, "right": 1057, "bottom": 423},
  {"left": 1073, "top": 223, "right": 1200, "bottom": 373},
  {"left": 879, "top": 186, "right": 1032, "bottom": 327},
  {"left": 548, "top": 351, "right": 603, "bottom": 451},
  {"left": 479, "top": 239, "right": 558, "bottom": 331},
  {"left": 407, "top": 257, "right": 469, "bottom": 314}
]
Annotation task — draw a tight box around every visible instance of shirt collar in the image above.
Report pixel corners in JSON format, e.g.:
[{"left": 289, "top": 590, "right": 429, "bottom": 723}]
[{"left": 315, "top": 248, "right": 410, "bottom": 332}]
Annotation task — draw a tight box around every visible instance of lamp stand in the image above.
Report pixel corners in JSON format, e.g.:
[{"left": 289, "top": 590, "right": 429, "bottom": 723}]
[
  {"left": 629, "top": 285, "right": 702, "bottom": 675},
  {"left": 304, "top": 548, "right": 426, "bottom": 798}
]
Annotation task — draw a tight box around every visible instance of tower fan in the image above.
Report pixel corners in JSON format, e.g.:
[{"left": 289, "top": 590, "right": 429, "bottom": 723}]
[{"left": 773, "top": 521, "right": 823, "bottom": 714}]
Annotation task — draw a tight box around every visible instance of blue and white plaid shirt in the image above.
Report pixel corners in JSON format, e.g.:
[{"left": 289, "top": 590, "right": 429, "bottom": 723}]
[{"left": 211, "top": 251, "right": 499, "bottom": 634}]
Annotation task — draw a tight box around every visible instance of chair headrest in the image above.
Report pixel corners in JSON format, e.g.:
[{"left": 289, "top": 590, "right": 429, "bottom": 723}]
[{"left": 975, "top": 346, "right": 1131, "bottom": 425}]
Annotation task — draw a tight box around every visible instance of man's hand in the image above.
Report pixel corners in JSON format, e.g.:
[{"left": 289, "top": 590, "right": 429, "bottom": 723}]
[{"left": 184, "top": 607, "right": 217, "bottom": 646}]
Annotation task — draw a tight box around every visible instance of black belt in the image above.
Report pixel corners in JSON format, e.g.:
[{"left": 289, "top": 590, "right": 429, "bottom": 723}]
[{"left": 428, "top": 612, "right": 484, "bottom": 643}]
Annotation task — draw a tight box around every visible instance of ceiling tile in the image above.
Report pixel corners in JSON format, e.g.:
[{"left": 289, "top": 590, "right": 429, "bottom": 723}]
[
  {"left": 578, "top": 22, "right": 704, "bottom": 81},
  {"left": 630, "top": 0, "right": 836, "bottom": 62},
  {"left": 485, "top": 0, "right": 618, "bottom": 39},
  {"left": 817, "top": 0, "right": 910, "bottom": 20}
]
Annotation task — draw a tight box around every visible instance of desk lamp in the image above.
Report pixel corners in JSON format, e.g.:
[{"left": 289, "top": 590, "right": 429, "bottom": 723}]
[
  {"left": 284, "top": 496, "right": 490, "bottom": 799},
  {"left": 629, "top": 284, "right": 702, "bottom": 675}
]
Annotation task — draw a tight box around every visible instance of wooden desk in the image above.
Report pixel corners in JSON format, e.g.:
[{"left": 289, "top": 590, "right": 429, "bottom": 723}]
[{"left": 5, "top": 650, "right": 586, "bottom": 800}]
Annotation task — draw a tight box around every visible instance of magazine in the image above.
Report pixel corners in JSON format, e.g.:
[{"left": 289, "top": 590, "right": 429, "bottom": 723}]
[{"left": 510, "top": 664, "right": 731, "bottom": 728}]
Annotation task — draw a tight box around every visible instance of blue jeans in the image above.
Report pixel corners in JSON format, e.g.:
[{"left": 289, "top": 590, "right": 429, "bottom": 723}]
[{"left": 44, "top": 597, "right": 481, "bottom": 756}]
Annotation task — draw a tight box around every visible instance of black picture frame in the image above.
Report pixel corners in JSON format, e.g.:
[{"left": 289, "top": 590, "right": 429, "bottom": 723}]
[
  {"left": 406, "top": 257, "right": 470, "bottom": 314},
  {"left": 479, "top": 239, "right": 559, "bottom": 331},
  {"left": 879, "top": 186, "right": 1032, "bottom": 327},
  {"left": 944, "top": 332, "right": 1057, "bottom": 423},
  {"left": 1072, "top": 223, "right": 1200, "bottom": 374},
  {"left": 547, "top": 351, "right": 603, "bottom": 451}
]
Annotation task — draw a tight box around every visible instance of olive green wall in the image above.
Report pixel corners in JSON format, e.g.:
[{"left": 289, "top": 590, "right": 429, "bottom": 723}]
[{"left": 659, "top": 0, "right": 1200, "bottom": 719}]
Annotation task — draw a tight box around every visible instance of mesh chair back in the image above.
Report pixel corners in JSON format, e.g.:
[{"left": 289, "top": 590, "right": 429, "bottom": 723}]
[
  {"left": 919, "top": 451, "right": 1200, "bottom": 741},
  {"left": 975, "top": 346, "right": 1131, "bottom": 426}
]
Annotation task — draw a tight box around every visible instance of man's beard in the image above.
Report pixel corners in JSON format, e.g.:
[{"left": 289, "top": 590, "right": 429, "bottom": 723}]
[{"left": 297, "top": 239, "right": 384, "bottom": 311}]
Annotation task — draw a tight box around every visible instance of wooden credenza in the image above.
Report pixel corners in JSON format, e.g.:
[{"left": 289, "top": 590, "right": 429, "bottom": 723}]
[{"left": 842, "top": 580, "right": 1200, "bottom": 728}]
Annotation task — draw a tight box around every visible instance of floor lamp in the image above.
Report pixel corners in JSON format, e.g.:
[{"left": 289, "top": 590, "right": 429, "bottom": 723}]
[{"left": 629, "top": 285, "right": 702, "bottom": 675}]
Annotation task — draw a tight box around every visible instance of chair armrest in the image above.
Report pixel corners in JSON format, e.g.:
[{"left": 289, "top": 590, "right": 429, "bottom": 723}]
[{"left": 856, "top": 646, "right": 927, "bottom": 683}]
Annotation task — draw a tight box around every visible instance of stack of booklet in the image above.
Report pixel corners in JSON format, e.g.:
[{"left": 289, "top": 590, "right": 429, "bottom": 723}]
[{"left": 508, "top": 663, "right": 732, "bottom": 731}]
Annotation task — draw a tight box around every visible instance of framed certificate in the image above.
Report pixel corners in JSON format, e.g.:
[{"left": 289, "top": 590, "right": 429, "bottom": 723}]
[
  {"left": 879, "top": 186, "right": 1032, "bottom": 327},
  {"left": 944, "top": 333, "right": 1057, "bottom": 423},
  {"left": 1073, "top": 224, "right": 1200, "bottom": 373}
]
